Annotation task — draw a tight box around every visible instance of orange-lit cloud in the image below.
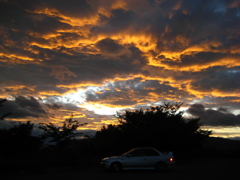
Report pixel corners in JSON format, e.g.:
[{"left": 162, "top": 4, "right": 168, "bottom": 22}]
[{"left": 1, "top": 0, "right": 240, "bottom": 138}]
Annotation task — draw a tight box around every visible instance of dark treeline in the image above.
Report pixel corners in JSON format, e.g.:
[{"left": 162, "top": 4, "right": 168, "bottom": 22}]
[{"left": 0, "top": 100, "right": 239, "bottom": 174}]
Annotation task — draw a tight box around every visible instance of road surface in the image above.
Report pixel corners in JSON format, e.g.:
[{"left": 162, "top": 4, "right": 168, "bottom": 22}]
[{"left": 4, "top": 157, "right": 240, "bottom": 180}]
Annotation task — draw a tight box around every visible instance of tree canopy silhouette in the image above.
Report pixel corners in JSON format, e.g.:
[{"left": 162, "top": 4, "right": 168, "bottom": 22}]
[
  {"left": 39, "top": 115, "right": 88, "bottom": 149},
  {"left": 95, "top": 102, "right": 212, "bottom": 157},
  {"left": 0, "top": 99, "right": 11, "bottom": 120},
  {"left": 0, "top": 121, "right": 42, "bottom": 158}
]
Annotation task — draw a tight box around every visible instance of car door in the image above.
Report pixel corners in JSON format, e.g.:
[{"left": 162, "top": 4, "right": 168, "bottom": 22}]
[
  {"left": 123, "top": 149, "right": 148, "bottom": 168},
  {"left": 143, "top": 149, "right": 161, "bottom": 167}
]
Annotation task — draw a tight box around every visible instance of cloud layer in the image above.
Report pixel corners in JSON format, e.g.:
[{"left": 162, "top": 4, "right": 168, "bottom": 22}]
[
  {"left": 187, "top": 104, "right": 240, "bottom": 126},
  {"left": 0, "top": 0, "right": 240, "bottom": 136}
]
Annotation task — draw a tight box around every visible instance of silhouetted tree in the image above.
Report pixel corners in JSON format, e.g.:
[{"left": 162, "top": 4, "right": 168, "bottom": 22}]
[
  {"left": 95, "top": 102, "right": 212, "bottom": 158},
  {"left": 39, "top": 115, "right": 88, "bottom": 149},
  {"left": 0, "top": 99, "right": 11, "bottom": 120},
  {"left": 0, "top": 121, "right": 42, "bottom": 157}
]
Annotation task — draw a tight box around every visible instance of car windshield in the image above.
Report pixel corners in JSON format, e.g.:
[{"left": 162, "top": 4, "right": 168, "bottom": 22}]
[
  {"left": 121, "top": 148, "right": 162, "bottom": 157},
  {"left": 121, "top": 150, "right": 133, "bottom": 156}
]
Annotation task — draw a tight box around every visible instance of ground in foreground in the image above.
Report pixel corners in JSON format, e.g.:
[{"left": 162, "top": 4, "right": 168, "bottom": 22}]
[{"left": 4, "top": 157, "right": 240, "bottom": 180}]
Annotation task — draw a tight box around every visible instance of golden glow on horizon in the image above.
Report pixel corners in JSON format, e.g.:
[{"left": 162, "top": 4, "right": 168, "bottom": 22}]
[{"left": 209, "top": 127, "right": 240, "bottom": 139}]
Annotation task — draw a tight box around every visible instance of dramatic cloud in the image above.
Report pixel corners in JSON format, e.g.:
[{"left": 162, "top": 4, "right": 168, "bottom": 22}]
[
  {"left": 1, "top": 0, "right": 240, "bottom": 138},
  {"left": 187, "top": 104, "right": 240, "bottom": 126},
  {"left": 0, "top": 96, "right": 47, "bottom": 119},
  {"left": 95, "top": 38, "right": 131, "bottom": 57}
]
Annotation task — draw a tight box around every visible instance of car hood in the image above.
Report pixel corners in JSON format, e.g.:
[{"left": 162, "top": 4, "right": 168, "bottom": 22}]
[{"left": 103, "top": 155, "right": 122, "bottom": 161}]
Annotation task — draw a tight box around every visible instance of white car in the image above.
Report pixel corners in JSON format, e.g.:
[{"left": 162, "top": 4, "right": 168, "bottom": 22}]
[{"left": 100, "top": 147, "right": 175, "bottom": 172}]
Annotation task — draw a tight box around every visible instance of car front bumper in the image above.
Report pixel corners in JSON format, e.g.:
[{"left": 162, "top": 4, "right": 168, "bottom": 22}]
[{"left": 100, "top": 161, "right": 112, "bottom": 170}]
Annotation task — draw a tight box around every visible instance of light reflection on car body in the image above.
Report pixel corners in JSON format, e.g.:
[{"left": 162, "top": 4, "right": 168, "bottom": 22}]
[{"left": 100, "top": 147, "right": 175, "bottom": 172}]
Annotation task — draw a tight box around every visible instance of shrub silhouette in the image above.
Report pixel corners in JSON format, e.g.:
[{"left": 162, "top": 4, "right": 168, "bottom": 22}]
[{"left": 95, "top": 102, "right": 212, "bottom": 158}]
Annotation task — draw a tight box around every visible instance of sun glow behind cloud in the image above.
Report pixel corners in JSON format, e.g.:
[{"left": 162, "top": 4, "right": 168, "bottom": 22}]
[{"left": 61, "top": 83, "right": 136, "bottom": 115}]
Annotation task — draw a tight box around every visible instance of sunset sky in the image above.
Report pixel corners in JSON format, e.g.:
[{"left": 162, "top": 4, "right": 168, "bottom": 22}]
[{"left": 0, "top": 0, "right": 240, "bottom": 139}]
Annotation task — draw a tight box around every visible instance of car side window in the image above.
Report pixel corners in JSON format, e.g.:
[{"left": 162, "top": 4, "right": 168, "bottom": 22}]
[
  {"left": 129, "top": 149, "right": 160, "bottom": 157},
  {"left": 129, "top": 149, "right": 147, "bottom": 157},
  {"left": 145, "top": 149, "right": 160, "bottom": 156}
]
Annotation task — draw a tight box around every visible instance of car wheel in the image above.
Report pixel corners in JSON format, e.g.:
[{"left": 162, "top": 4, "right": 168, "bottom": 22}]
[
  {"left": 155, "top": 162, "right": 167, "bottom": 172},
  {"left": 110, "top": 162, "right": 122, "bottom": 172}
]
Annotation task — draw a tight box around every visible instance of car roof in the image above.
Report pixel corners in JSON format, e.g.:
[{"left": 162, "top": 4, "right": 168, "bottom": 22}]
[
  {"left": 134, "top": 147, "right": 156, "bottom": 149},
  {"left": 131, "top": 147, "right": 163, "bottom": 153},
  {"left": 132, "top": 147, "right": 159, "bottom": 150}
]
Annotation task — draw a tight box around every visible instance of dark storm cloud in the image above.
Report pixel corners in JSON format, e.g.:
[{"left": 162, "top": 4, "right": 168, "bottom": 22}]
[
  {"left": 169, "top": 66, "right": 240, "bottom": 94},
  {"left": 63, "top": 47, "right": 148, "bottom": 84},
  {"left": 0, "top": 63, "right": 70, "bottom": 96},
  {"left": 165, "top": 65, "right": 240, "bottom": 97},
  {"left": 189, "top": 67, "right": 240, "bottom": 92},
  {"left": 21, "top": 0, "right": 92, "bottom": 15},
  {"left": 196, "top": 96, "right": 240, "bottom": 111},
  {"left": 42, "top": 0, "right": 93, "bottom": 18},
  {"left": 160, "top": 52, "right": 240, "bottom": 69},
  {"left": 187, "top": 104, "right": 240, "bottom": 126},
  {"left": 0, "top": 96, "right": 47, "bottom": 118},
  {"left": 95, "top": 38, "right": 131, "bottom": 57},
  {"left": 90, "top": 8, "right": 133, "bottom": 35},
  {"left": 0, "top": 0, "right": 71, "bottom": 35},
  {"left": 0, "top": 63, "right": 44, "bottom": 84},
  {"left": 101, "top": 8, "right": 135, "bottom": 31},
  {"left": 144, "top": 0, "right": 240, "bottom": 61}
]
